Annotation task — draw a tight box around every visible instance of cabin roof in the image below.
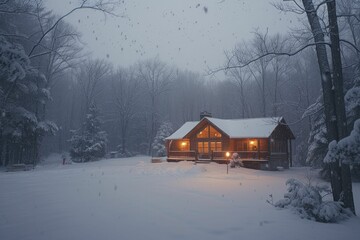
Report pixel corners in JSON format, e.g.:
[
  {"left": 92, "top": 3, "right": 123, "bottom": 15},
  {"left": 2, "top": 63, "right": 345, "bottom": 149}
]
[
  {"left": 166, "top": 121, "right": 198, "bottom": 140},
  {"left": 166, "top": 117, "right": 287, "bottom": 140}
]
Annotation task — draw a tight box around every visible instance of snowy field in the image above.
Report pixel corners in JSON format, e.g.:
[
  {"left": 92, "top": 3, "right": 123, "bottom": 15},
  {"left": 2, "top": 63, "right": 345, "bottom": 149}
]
[{"left": 1, "top": 155, "right": 360, "bottom": 240}]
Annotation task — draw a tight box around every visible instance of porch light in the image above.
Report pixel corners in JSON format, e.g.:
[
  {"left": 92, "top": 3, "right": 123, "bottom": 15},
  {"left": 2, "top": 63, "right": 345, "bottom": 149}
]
[
  {"left": 226, "top": 152, "right": 230, "bottom": 158},
  {"left": 181, "top": 141, "right": 187, "bottom": 146},
  {"left": 250, "top": 140, "right": 255, "bottom": 145}
]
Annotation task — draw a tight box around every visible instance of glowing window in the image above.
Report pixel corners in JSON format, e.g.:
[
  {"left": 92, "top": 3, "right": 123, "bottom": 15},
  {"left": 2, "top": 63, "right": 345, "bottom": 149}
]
[
  {"left": 209, "top": 126, "right": 221, "bottom": 138},
  {"left": 197, "top": 125, "right": 221, "bottom": 138},
  {"left": 197, "top": 142, "right": 209, "bottom": 153},
  {"left": 197, "top": 126, "right": 209, "bottom": 138},
  {"left": 210, "top": 141, "right": 222, "bottom": 152},
  {"left": 179, "top": 140, "right": 189, "bottom": 151}
]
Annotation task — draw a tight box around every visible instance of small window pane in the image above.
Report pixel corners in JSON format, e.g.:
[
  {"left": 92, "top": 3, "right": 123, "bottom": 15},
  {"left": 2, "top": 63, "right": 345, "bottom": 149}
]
[
  {"left": 209, "top": 126, "right": 221, "bottom": 138},
  {"left": 197, "top": 126, "right": 209, "bottom": 138}
]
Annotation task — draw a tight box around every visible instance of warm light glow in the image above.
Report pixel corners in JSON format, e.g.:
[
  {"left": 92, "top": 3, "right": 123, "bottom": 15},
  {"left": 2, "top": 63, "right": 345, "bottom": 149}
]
[
  {"left": 250, "top": 140, "right": 255, "bottom": 145},
  {"left": 226, "top": 152, "right": 230, "bottom": 157},
  {"left": 181, "top": 141, "right": 187, "bottom": 146}
]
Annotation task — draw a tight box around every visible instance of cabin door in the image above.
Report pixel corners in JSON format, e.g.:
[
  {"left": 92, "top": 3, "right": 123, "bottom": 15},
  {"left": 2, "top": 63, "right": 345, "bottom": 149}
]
[
  {"left": 197, "top": 141, "right": 222, "bottom": 159},
  {"left": 197, "top": 141, "right": 210, "bottom": 159}
]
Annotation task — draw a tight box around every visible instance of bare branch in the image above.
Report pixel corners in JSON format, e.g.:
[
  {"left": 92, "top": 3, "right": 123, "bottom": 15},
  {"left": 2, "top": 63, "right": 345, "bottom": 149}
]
[
  {"left": 337, "top": 14, "right": 360, "bottom": 23},
  {"left": 340, "top": 39, "right": 360, "bottom": 53},
  {"left": 210, "top": 42, "right": 331, "bottom": 74},
  {"left": 28, "top": 0, "right": 119, "bottom": 57}
]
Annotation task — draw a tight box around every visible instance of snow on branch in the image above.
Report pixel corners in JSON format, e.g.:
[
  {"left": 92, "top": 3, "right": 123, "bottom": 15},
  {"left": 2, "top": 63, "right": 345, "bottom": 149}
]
[
  {"left": 302, "top": 96, "right": 324, "bottom": 119},
  {"left": 324, "top": 119, "right": 360, "bottom": 164}
]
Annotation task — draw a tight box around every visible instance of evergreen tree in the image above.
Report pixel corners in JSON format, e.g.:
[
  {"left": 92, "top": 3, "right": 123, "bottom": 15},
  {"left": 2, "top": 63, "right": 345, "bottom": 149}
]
[
  {"left": 69, "top": 104, "right": 107, "bottom": 162},
  {"left": 152, "top": 121, "right": 173, "bottom": 157},
  {"left": 0, "top": 35, "right": 58, "bottom": 166},
  {"left": 306, "top": 111, "right": 328, "bottom": 168},
  {"left": 307, "top": 86, "right": 360, "bottom": 179},
  {"left": 325, "top": 119, "right": 360, "bottom": 165}
]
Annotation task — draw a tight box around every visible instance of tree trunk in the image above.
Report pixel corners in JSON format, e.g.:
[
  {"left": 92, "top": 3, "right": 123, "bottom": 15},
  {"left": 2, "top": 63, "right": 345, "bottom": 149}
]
[
  {"left": 301, "top": 0, "right": 342, "bottom": 201},
  {"left": 262, "top": 65, "right": 266, "bottom": 117},
  {"left": 327, "top": 0, "right": 355, "bottom": 214}
]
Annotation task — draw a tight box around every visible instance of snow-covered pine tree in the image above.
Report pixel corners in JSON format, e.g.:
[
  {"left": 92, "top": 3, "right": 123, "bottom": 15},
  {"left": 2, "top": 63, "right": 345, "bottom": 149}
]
[
  {"left": 345, "top": 86, "right": 360, "bottom": 130},
  {"left": 0, "top": 36, "right": 58, "bottom": 166},
  {"left": 152, "top": 121, "right": 173, "bottom": 157},
  {"left": 304, "top": 96, "right": 328, "bottom": 168},
  {"left": 325, "top": 119, "right": 360, "bottom": 167},
  {"left": 306, "top": 86, "right": 360, "bottom": 179},
  {"left": 69, "top": 104, "right": 107, "bottom": 162}
]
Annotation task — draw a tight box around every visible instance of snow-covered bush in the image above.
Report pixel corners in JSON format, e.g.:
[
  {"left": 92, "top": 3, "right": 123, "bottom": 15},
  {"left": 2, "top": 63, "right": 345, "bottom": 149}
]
[
  {"left": 275, "top": 179, "right": 352, "bottom": 223},
  {"left": 69, "top": 105, "right": 107, "bottom": 162},
  {"left": 116, "top": 144, "right": 134, "bottom": 158},
  {"left": 152, "top": 121, "right": 173, "bottom": 157},
  {"left": 324, "top": 119, "right": 360, "bottom": 164}
]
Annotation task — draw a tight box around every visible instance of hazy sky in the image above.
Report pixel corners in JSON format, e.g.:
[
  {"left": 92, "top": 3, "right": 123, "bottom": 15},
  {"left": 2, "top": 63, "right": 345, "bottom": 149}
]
[{"left": 45, "top": 0, "right": 300, "bottom": 78}]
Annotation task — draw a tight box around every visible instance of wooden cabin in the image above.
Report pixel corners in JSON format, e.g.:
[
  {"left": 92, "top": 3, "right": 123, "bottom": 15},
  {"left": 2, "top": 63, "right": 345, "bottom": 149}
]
[{"left": 165, "top": 116, "right": 295, "bottom": 170}]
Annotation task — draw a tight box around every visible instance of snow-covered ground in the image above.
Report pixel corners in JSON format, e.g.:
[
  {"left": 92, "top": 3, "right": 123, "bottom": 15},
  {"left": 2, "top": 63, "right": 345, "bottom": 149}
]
[{"left": 1, "top": 155, "right": 360, "bottom": 240}]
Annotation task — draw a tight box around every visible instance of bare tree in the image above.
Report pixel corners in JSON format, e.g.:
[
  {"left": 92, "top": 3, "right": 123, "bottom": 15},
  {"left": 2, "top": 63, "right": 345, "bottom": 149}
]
[
  {"left": 248, "top": 30, "right": 273, "bottom": 117},
  {"left": 269, "top": 34, "right": 291, "bottom": 116},
  {"left": 111, "top": 67, "right": 140, "bottom": 154},
  {"left": 77, "top": 59, "right": 111, "bottom": 112},
  {"left": 226, "top": 43, "right": 252, "bottom": 118},
  {"left": 137, "top": 58, "right": 173, "bottom": 155},
  {"left": 326, "top": 0, "right": 355, "bottom": 213}
]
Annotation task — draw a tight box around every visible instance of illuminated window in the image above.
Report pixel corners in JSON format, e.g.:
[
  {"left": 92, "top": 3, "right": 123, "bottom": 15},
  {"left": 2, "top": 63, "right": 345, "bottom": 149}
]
[
  {"left": 210, "top": 141, "right": 222, "bottom": 152},
  {"left": 197, "top": 126, "right": 209, "bottom": 138},
  {"left": 209, "top": 126, "right": 221, "bottom": 138},
  {"left": 197, "top": 142, "right": 209, "bottom": 153},
  {"left": 179, "top": 140, "right": 189, "bottom": 151},
  {"left": 197, "top": 125, "right": 221, "bottom": 138},
  {"left": 249, "top": 139, "right": 258, "bottom": 151}
]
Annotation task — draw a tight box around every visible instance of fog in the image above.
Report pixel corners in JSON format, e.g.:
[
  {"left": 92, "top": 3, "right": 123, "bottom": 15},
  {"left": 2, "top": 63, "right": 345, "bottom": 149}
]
[
  {"left": 45, "top": 0, "right": 299, "bottom": 74},
  {"left": 1, "top": 0, "right": 359, "bottom": 171}
]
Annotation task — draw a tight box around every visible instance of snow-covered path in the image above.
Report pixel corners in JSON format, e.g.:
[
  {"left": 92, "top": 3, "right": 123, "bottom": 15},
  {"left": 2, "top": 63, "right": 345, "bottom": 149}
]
[{"left": 1, "top": 156, "right": 359, "bottom": 240}]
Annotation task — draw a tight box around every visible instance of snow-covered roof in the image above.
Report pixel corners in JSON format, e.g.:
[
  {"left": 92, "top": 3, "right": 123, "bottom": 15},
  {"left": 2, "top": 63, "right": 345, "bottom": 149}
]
[
  {"left": 166, "top": 121, "right": 198, "bottom": 140},
  {"left": 166, "top": 117, "right": 284, "bottom": 140},
  {"left": 206, "top": 117, "right": 283, "bottom": 138}
]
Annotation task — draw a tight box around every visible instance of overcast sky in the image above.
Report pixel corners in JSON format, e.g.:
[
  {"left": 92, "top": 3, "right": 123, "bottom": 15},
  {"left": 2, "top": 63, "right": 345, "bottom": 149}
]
[{"left": 44, "top": 0, "right": 300, "bottom": 78}]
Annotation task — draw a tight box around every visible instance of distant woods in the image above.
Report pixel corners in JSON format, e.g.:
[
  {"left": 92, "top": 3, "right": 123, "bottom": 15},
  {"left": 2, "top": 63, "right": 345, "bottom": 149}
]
[{"left": 1, "top": 0, "right": 359, "bottom": 172}]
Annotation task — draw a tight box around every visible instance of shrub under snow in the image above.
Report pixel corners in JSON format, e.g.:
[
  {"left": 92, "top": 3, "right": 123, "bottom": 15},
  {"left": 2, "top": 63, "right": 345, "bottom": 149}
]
[{"left": 275, "top": 179, "right": 352, "bottom": 223}]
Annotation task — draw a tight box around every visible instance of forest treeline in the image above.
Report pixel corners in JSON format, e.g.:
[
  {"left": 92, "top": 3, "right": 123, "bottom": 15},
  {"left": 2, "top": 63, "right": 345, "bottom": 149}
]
[{"left": 0, "top": 0, "right": 359, "bottom": 172}]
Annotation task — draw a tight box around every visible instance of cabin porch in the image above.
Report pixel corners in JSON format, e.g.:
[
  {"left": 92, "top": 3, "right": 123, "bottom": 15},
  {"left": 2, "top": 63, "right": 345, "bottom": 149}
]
[{"left": 167, "top": 150, "right": 289, "bottom": 170}]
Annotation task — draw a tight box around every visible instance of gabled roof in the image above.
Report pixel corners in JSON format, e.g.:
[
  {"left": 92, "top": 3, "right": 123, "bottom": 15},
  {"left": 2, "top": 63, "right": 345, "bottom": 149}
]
[
  {"left": 166, "top": 117, "right": 288, "bottom": 140},
  {"left": 206, "top": 117, "right": 283, "bottom": 138},
  {"left": 166, "top": 121, "right": 198, "bottom": 140}
]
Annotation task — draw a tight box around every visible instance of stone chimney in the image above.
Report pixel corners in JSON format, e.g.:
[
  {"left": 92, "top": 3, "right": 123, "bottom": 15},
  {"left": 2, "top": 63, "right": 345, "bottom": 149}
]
[{"left": 200, "top": 111, "right": 212, "bottom": 120}]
